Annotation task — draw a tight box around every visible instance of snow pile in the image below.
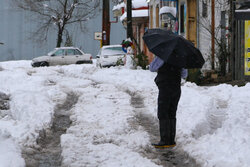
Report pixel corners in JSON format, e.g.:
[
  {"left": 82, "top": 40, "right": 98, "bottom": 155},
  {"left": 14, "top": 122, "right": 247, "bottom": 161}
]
[
  {"left": 112, "top": 2, "right": 125, "bottom": 11},
  {"left": 236, "top": 9, "right": 250, "bottom": 12},
  {"left": 0, "top": 61, "right": 66, "bottom": 166},
  {"left": 0, "top": 60, "right": 250, "bottom": 167},
  {"left": 113, "top": 0, "right": 148, "bottom": 11},
  {"left": 120, "top": 10, "right": 148, "bottom": 21},
  {"left": 61, "top": 83, "right": 158, "bottom": 167},
  {"left": 181, "top": 84, "right": 250, "bottom": 167},
  {"left": 159, "top": 6, "right": 176, "bottom": 17},
  {"left": 0, "top": 130, "right": 25, "bottom": 167},
  {"left": 132, "top": 0, "right": 148, "bottom": 9}
]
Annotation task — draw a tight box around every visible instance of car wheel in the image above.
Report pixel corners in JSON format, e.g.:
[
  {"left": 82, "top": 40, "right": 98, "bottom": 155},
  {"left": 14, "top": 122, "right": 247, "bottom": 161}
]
[
  {"left": 76, "top": 61, "right": 84, "bottom": 64},
  {"left": 96, "top": 63, "right": 102, "bottom": 68},
  {"left": 32, "top": 62, "right": 41, "bottom": 67},
  {"left": 40, "top": 62, "right": 49, "bottom": 67}
]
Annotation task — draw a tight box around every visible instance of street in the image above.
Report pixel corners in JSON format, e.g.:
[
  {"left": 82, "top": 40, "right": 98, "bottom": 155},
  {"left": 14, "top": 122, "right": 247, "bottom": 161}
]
[{"left": 0, "top": 61, "right": 250, "bottom": 167}]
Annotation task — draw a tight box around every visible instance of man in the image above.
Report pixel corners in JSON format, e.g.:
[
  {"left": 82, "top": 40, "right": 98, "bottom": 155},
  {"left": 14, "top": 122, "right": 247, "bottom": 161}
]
[{"left": 150, "top": 56, "right": 187, "bottom": 148}]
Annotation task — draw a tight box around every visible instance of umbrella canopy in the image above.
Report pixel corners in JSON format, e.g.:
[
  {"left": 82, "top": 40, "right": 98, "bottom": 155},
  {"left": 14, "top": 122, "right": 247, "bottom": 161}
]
[{"left": 143, "top": 28, "right": 205, "bottom": 69}]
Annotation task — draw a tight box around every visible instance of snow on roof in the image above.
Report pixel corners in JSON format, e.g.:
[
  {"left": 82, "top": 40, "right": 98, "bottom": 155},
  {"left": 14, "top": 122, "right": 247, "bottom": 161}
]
[
  {"left": 132, "top": 0, "right": 148, "bottom": 9},
  {"left": 102, "top": 45, "right": 122, "bottom": 49},
  {"left": 120, "top": 9, "right": 148, "bottom": 21},
  {"left": 113, "top": 0, "right": 148, "bottom": 11},
  {"left": 55, "top": 46, "right": 79, "bottom": 50},
  {"left": 235, "top": 9, "right": 250, "bottom": 12},
  {"left": 159, "top": 6, "right": 176, "bottom": 17},
  {"left": 112, "top": 2, "right": 125, "bottom": 11}
]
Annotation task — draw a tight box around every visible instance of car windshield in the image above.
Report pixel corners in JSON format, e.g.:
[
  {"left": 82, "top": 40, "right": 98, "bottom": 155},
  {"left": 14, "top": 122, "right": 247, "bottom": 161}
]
[
  {"left": 47, "top": 49, "right": 57, "bottom": 56},
  {"left": 102, "top": 46, "right": 125, "bottom": 56}
]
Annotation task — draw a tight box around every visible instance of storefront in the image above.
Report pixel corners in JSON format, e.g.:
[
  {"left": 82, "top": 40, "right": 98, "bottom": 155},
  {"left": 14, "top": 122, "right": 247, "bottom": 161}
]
[{"left": 233, "top": 4, "right": 250, "bottom": 80}]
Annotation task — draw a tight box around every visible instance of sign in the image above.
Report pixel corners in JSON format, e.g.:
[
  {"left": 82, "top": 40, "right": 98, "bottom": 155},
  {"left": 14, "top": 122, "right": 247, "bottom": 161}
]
[
  {"left": 245, "top": 21, "right": 250, "bottom": 75},
  {"left": 94, "top": 32, "right": 102, "bottom": 40}
]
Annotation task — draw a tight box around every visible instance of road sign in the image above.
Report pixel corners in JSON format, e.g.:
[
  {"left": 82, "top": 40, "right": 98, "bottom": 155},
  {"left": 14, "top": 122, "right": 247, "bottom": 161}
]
[{"left": 94, "top": 32, "right": 102, "bottom": 40}]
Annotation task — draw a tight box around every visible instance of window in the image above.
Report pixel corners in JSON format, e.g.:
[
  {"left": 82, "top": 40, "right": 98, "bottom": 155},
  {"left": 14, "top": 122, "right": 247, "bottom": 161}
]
[
  {"left": 161, "top": 1, "right": 170, "bottom": 7},
  {"left": 150, "top": 6, "right": 153, "bottom": 28},
  {"left": 54, "top": 49, "right": 64, "bottom": 56},
  {"left": 202, "top": 0, "right": 208, "bottom": 18},
  {"left": 180, "top": 4, "right": 185, "bottom": 33},
  {"left": 156, "top": 5, "right": 159, "bottom": 27},
  {"left": 65, "top": 49, "right": 83, "bottom": 55},
  {"left": 66, "top": 49, "right": 75, "bottom": 56},
  {"left": 75, "top": 49, "right": 83, "bottom": 55},
  {"left": 102, "top": 47, "right": 124, "bottom": 56},
  {"left": 161, "top": 0, "right": 176, "bottom": 7}
]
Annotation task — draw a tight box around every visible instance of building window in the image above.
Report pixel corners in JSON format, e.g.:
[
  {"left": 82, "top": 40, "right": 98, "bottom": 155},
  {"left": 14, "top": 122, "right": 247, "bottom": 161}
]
[
  {"left": 150, "top": 6, "right": 153, "bottom": 28},
  {"left": 180, "top": 4, "right": 185, "bottom": 33},
  {"left": 161, "top": 0, "right": 177, "bottom": 7},
  {"left": 156, "top": 5, "right": 159, "bottom": 27},
  {"left": 161, "top": 1, "right": 170, "bottom": 7},
  {"left": 202, "top": 0, "right": 208, "bottom": 18}
]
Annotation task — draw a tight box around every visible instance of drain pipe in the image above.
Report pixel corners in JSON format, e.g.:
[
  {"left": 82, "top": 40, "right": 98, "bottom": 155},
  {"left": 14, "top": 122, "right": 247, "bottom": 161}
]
[
  {"left": 196, "top": 0, "right": 200, "bottom": 49},
  {"left": 211, "top": 0, "right": 215, "bottom": 70}
]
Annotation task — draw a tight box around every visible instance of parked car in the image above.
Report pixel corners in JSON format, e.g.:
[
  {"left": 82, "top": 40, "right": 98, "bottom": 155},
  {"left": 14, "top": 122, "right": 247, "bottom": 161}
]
[
  {"left": 96, "top": 45, "right": 126, "bottom": 67},
  {"left": 31, "top": 47, "right": 92, "bottom": 67}
]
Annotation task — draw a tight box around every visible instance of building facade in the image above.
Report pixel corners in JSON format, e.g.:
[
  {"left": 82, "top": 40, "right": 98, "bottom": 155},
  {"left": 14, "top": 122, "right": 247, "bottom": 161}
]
[
  {"left": 113, "top": 0, "right": 152, "bottom": 62},
  {"left": 148, "top": 0, "right": 230, "bottom": 74},
  {"left": 0, "top": 0, "right": 126, "bottom": 61}
]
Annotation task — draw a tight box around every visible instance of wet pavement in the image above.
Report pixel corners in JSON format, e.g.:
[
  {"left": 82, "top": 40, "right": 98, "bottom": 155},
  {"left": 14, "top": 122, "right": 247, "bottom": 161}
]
[
  {"left": 0, "top": 92, "right": 10, "bottom": 110},
  {"left": 22, "top": 92, "right": 78, "bottom": 167},
  {"left": 128, "top": 91, "right": 201, "bottom": 167}
]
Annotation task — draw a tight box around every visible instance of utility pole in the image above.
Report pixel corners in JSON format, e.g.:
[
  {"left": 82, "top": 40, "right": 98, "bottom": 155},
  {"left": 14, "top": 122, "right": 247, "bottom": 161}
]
[
  {"left": 102, "top": 0, "right": 110, "bottom": 46},
  {"left": 211, "top": 0, "right": 215, "bottom": 70},
  {"left": 127, "top": 0, "right": 133, "bottom": 39},
  {"left": 229, "top": 0, "right": 235, "bottom": 75}
]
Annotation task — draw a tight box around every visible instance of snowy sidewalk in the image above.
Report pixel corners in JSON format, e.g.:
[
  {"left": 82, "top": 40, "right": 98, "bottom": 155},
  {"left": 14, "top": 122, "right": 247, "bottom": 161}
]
[{"left": 1, "top": 61, "right": 250, "bottom": 167}]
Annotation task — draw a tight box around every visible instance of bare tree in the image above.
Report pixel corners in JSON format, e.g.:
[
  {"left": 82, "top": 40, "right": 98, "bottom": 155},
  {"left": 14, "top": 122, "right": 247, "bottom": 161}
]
[
  {"left": 13, "top": 0, "right": 101, "bottom": 47},
  {"left": 111, "top": 0, "right": 123, "bottom": 4},
  {"left": 198, "top": 0, "right": 230, "bottom": 76}
]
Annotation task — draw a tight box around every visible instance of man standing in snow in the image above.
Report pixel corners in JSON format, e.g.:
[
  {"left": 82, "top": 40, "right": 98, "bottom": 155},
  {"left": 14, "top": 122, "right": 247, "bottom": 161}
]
[{"left": 150, "top": 56, "right": 187, "bottom": 148}]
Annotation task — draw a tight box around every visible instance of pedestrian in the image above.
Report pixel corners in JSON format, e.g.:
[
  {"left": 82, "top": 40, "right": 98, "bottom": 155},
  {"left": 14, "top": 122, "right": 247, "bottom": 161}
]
[
  {"left": 124, "top": 46, "right": 135, "bottom": 69},
  {"left": 149, "top": 56, "right": 187, "bottom": 148}
]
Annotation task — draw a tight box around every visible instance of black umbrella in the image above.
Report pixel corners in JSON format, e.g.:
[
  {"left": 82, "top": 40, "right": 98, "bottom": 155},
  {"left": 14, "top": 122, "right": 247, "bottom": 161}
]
[{"left": 143, "top": 28, "right": 205, "bottom": 69}]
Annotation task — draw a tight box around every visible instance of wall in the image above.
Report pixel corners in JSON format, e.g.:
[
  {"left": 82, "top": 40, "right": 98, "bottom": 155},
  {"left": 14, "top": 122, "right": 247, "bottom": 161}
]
[
  {"left": 198, "top": 0, "right": 230, "bottom": 71},
  {"left": 0, "top": 0, "right": 126, "bottom": 61}
]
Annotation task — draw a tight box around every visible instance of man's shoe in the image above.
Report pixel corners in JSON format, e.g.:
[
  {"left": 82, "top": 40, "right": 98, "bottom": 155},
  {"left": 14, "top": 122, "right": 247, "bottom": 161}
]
[{"left": 152, "top": 141, "right": 176, "bottom": 148}]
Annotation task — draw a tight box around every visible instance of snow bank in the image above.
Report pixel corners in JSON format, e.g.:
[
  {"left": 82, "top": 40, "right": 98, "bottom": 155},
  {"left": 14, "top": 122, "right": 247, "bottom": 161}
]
[
  {"left": 1, "top": 60, "right": 250, "bottom": 167},
  {"left": 159, "top": 6, "right": 176, "bottom": 17},
  {"left": 120, "top": 10, "right": 149, "bottom": 21},
  {"left": 0, "top": 61, "right": 67, "bottom": 166},
  {"left": 132, "top": 0, "right": 148, "bottom": 9},
  {"left": 88, "top": 66, "right": 250, "bottom": 167},
  {"left": 0, "top": 130, "right": 25, "bottom": 167},
  {"left": 112, "top": 2, "right": 125, "bottom": 11},
  {"left": 61, "top": 83, "right": 158, "bottom": 166},
  {"left": 182, "top": 84, "right": 250, "bottom": 167}
]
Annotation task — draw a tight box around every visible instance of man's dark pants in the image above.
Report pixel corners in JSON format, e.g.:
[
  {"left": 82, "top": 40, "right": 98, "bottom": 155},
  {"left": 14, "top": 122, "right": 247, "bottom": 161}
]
[{"left": 157, "top": 83, "right": 181, "bottom": 145}]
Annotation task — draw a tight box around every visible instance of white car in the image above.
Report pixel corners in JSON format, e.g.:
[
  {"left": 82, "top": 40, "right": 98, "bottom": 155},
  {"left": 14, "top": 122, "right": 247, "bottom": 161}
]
[
  {"left": 31, "top": 47, "right": 92, "bottom": 67},
  {"left": 96, "top": 45, "right": 126, "bottom": 67}
]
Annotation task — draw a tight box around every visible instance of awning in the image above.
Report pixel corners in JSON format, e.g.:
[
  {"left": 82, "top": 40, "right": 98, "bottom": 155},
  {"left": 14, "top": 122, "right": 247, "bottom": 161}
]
[
  {"left": 159, "top": 6, "right": 176, "bottom": 18},
  {"left": 235, "top": 9, "right": 250, "bottom": 20},
  {"left": 120, "top": 9, "right": 148, "bottom": 22}
]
